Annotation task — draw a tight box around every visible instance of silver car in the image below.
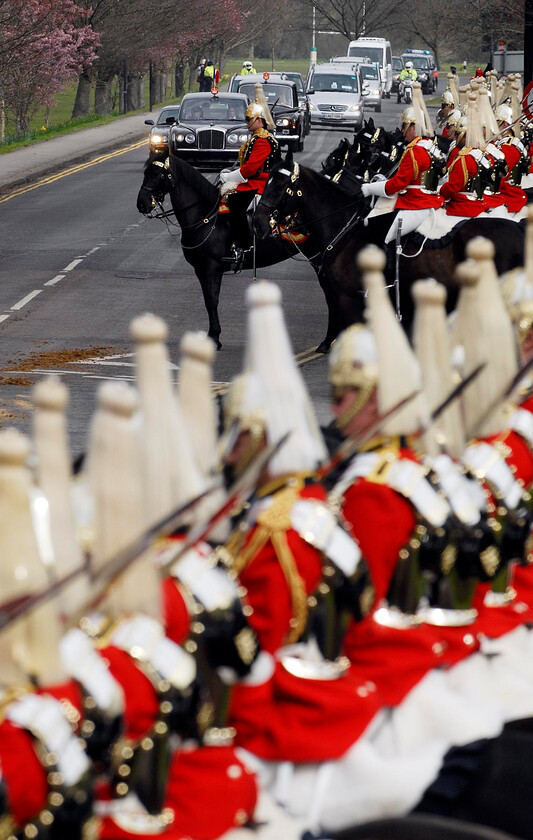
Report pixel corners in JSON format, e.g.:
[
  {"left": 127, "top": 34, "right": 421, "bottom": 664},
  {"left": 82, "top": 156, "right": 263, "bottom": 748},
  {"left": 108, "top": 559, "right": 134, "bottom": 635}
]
[
  {"left": 306, "top": 63, "right": 365, "bottom": 129},
  {"left": 358, "top": 62, "right": 382, "bottom": 112}
]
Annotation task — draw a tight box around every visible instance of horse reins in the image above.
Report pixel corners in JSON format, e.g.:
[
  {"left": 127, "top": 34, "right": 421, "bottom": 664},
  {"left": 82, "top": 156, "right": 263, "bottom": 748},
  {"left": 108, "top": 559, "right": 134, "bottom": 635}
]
[
  {"left": 144, "top": 159, "right": 221, "bottom": 237},
  {"left": 262, "top": 161, "right": 366, "bottom": 269}
]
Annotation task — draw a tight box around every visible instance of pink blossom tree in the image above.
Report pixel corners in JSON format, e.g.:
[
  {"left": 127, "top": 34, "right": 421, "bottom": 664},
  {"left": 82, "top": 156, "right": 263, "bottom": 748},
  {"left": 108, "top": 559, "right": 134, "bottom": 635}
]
[{"left": 0, "top": 0, "right": 99, "bottom": 132}]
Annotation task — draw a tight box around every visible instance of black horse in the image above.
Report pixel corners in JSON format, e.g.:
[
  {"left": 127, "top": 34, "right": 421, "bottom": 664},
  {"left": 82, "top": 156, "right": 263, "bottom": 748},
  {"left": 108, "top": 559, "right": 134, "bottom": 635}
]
[
  {"left": 254, "top": 159, "right": 525, "bottom": 331},
  {"left": 321, "top": 124, "right": 407, "bottom": 194},
  {"left": 136, "top": 153, "right": 341, "bottom": 351}
]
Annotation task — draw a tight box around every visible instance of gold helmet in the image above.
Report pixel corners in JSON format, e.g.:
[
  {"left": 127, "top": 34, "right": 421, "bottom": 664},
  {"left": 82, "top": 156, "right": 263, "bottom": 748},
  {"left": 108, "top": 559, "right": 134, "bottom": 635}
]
[{"left": 245, "top": 102, "right": 265, "bottom": 121}]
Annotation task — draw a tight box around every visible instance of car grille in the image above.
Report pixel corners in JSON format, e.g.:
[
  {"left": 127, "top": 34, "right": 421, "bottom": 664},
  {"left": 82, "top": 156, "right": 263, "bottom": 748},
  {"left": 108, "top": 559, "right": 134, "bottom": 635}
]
[
  {"left": 319, "top": 104, "right": 348, "bottom": 112},
  {"left": 197, "top": 129, "right": 225, "bottom": 150}
]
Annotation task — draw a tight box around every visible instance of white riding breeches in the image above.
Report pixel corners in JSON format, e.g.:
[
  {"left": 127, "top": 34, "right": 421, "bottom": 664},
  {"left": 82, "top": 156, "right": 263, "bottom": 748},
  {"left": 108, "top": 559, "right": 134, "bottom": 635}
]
[{"left": 385, "top": 208, "right": 432, "bottom": 244}]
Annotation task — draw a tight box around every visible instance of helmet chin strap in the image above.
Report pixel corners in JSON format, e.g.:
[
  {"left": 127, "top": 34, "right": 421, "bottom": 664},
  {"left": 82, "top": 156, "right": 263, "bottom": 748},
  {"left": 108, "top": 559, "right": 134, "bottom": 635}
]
[{"left": 335, "top": 384, "right": 376, "bottom": 433}]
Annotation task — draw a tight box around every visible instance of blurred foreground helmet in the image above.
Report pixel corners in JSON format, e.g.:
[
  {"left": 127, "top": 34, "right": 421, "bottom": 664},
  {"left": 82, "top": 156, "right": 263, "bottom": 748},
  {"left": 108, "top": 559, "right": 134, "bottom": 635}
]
[
  {"left": 495, "top": 102, "right": 513, "bottom": 125},
  {"left": 246, "top": 102, "right": 265, "bottom": 120},
  {"left": 441, "top": 89, "right": 454, "bottom": 106},
  {"left": 455, "top": 114, "right": 468, "bottom": 139},
  {"left": 400, "top": 106, "right": 416, "bottom": 128},
  {"left": 447, "top": 108, "right": 462, "bottom": 131}
]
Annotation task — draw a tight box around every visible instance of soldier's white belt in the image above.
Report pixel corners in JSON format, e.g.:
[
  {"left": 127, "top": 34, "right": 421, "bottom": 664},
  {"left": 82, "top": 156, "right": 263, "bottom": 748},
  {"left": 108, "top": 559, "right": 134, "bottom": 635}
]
[
  {"left": 463, "top": 441, "right": 523, "bottom": 509},
  {"left": 290, "top": 499, "right": 362, "bottom": 577},
  {"left": 6, "top": 694, "right": 90, "bottom": 786},
  {"left": 508, "top": 408, "right": 533, "bottom": 450}
]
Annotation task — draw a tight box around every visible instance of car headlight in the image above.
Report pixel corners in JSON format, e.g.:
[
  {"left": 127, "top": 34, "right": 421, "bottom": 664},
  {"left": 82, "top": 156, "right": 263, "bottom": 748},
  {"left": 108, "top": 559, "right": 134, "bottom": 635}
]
[
  {"left": 185, "top": 133, "right": 195, "bottom": 144},
  {"left": 276, "top": 117, "right": 290, "bottom": 127},
  {"left": 175, "top": 133, "right": 185, "bottom": 143},
  {"left": 347, "top": 105, "right": 361, "bottom": 112},
  {"left": 227, "top": 133, "right": 239, "bottom": 144},
  {"left": 150, "top": 134, "right": 165, "bottom": 145},
  {"left": 309, "top": 102, "right": 319, "bottom": 111},
  {"left": 239, "top": 133, "right": 248, "bottom": 142},
  {"left": 419, "top": 73, "right": 428, "bottom": 80}
]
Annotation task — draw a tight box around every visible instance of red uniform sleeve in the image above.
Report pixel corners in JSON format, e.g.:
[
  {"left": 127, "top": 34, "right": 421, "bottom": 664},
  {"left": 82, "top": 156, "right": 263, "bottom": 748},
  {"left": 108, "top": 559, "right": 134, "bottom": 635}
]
[
  {"left": 385, "top": 144, "right": 431, "bottom": 195},
  {"left": 240, "top": 137, "right": 271, "bottom": 179},
  {"left": 440, "top": 153, "right": 475, "bottom": 201},
  {"left": 501, "top": 142, "right": 520, "bottom": 171}
]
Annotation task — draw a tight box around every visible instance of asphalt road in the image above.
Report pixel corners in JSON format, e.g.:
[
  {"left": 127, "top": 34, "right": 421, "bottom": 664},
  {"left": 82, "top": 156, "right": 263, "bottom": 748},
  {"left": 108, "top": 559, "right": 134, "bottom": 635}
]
[{"left": 0, "top": 93, "right": 433, "bottom": 456}]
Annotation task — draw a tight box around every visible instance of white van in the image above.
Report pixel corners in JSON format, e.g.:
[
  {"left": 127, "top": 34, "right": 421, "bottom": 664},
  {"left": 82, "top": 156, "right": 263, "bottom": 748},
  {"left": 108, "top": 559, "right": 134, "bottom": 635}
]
[{"left": 347, "top": 37, "right": 392, "bottom": 97}]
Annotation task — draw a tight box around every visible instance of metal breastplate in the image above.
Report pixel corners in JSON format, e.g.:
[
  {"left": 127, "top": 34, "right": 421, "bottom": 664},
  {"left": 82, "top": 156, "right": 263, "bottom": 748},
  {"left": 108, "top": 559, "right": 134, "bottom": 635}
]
[{"left": 242, "top": 132, "right": 281, "bottom": 173}]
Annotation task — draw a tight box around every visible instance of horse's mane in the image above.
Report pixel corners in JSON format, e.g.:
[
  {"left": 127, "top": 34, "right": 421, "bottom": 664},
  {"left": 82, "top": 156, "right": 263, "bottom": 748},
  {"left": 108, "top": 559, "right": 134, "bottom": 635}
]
[{"left": 168, "top": 155, "right": 219, "bottom": 204}]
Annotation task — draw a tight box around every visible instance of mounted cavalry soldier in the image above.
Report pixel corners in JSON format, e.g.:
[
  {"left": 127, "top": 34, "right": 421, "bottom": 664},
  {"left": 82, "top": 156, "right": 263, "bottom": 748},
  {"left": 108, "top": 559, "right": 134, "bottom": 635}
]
[
  {"left": 219, "top": 87, "right": 281, "bottom": 271},
  {"left": 439, "top": 96, "right": 491, "bottom": 217},
  {"left": 361, "top": 83, "right": 445, "bottom": 245},
  {"left": 494, "top": 102, "right": 528, "bottom": 213}
]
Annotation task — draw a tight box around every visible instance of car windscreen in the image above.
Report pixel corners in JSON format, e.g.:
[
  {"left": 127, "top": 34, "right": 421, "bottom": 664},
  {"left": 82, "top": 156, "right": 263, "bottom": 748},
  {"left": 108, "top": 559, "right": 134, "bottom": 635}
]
[
  {"left": 359, "top": 65, "right": 380, "bottom": 80},
  {"left": 284, "top": 73, "right": 304, "bottom": 93},
  {"left": 310, "top": 73, "right": 359, "bottom": 93},
  {"left": 348, "top": 47, "right": 383, "bottom": 66},
  {"left": 404, "top": 56, "right": 430, "bottom": 70},
  {"left": 392, "top": 58, "right": 403, "bottom": 71},
  {"left": 157, "top": 109, "right": 180, "bottom": 125},
  {"left": 238, "top": 83, "right": 293, "bottom": 106},
  {"left": 181, "top": 99, "right": 247, "bottom": 121}
]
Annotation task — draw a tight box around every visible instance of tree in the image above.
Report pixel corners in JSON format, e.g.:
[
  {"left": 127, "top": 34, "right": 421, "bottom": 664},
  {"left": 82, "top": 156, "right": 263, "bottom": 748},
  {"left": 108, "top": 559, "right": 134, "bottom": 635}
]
[
  {"left": 296, "top": 0, "right": 399, "bottom": 41},
  {"left": 0, "top": 0, "right": 99, "bottom": 132}
]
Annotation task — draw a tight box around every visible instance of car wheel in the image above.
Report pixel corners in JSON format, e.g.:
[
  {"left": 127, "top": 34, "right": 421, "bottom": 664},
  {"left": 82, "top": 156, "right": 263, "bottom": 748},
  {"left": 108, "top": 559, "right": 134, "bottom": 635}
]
[
  {"left": 375, "top": 102, "right": 382, "bottom": 113},
  {"left": 288, "top": 138, "right": 299, "bottom": 152}
]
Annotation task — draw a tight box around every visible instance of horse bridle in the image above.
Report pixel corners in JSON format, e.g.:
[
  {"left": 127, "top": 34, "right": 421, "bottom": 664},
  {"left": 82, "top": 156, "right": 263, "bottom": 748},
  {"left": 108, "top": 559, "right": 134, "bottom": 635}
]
[
  {"left": 260, "top": 161, "right": 303, "bottom": 229},
  {"left": 138, "top": 159, "right": 174, "bottom": 215},
  {"left": 140, "top": 158, "right": 220, "bottom": 229}
]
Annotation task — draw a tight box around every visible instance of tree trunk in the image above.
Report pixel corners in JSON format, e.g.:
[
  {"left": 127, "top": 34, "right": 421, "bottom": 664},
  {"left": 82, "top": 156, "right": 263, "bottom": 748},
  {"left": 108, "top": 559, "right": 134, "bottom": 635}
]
[
  {"left": 71, "top": 72, "right": 92, "bottom": 118},
  {"left": 156, "top": 73, "right": 165, "bottom": 105},
  {"left": 127, "top": 75, "right": 145, "bottom": 111},
  {"left": 175, "top": 60, "right": 185, "bottom": 96},
  {"left": 94, "top": 75, "right": 113, "bottom": 114}
]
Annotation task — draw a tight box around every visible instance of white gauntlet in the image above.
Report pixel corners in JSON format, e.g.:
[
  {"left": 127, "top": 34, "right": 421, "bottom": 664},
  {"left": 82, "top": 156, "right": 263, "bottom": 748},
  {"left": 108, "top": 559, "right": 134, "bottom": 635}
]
[{"left": 361, "top": 180, "right": 389, "bottom": 198}]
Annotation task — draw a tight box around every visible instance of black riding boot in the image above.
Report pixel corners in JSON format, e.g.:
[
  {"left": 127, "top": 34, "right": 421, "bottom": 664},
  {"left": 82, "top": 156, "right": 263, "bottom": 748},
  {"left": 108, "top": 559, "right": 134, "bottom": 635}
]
[{"left": 226, "top": 190, "right": 256, "bottom": 271}]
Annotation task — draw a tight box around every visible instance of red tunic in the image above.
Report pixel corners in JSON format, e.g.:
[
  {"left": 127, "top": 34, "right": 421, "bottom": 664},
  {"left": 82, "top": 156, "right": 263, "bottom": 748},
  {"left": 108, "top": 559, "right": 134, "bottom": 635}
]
[
  {"left": 385, "top": 137, "right": 444, "bottom": 210},
  {"left": 498, "top": 140, "right": 527, "bottom": 212},
  {"left": 237, "top": 132, "right": 276, "bottom": 194},
  {"left": 440, "top": 149, "right": 487, "bottom": 216}
]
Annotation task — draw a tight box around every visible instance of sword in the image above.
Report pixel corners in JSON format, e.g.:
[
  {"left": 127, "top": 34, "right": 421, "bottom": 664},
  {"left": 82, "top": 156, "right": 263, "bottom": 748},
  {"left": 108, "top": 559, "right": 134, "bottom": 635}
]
[
  {"left": 468, "top": 354, "right": 533, "bottom": 437},
  {"left": 317, "top": 389, "right": 421, "bottom": 488},
  {"left": 159, "top": 432, "right": 291, "bottom": 573},
  {"left": 0, "top": 485, "right": 216, "bottom": 631},
  {"left": 320, "top": 361, "right": 487, "bottom": 488}
]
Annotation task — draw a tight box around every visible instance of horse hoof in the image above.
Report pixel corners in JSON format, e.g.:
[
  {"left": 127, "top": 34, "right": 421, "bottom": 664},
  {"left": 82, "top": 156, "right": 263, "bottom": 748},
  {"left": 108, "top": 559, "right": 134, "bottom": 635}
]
[
  {"left": 316, "top": 342, "right": 331, "bottom": 354},
  {"left": 216, "top": 341, "right": 222, "bottom": 351}
]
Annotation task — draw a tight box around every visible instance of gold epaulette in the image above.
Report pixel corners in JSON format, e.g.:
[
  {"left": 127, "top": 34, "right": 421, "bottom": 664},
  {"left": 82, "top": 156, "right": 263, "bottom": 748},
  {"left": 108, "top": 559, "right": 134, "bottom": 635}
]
[{"left": 254, "top": 127, "right": 271, "bottom": 139}]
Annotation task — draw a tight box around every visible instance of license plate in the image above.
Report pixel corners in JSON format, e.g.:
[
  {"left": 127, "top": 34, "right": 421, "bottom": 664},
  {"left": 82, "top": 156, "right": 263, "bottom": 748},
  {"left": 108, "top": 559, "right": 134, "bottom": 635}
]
[{"left": 322, "top": 112, "right": 342, "bottom": 119}]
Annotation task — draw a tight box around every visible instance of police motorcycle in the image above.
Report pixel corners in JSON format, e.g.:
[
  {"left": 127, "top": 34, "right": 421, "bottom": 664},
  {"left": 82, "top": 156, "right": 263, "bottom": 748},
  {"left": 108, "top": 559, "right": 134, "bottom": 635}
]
[{"left": 397, "top": 76, "right": 413, "bottom": 104}]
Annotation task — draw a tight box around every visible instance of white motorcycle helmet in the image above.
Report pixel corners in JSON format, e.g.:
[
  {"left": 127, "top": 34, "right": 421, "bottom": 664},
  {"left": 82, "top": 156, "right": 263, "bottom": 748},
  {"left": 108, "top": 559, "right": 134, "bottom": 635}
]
[
  {"left": 405, "top": 61, "right": 414, "bottom": 69},
  {"left": 243, "top": 61, "right": 253, "bottom": 70}
]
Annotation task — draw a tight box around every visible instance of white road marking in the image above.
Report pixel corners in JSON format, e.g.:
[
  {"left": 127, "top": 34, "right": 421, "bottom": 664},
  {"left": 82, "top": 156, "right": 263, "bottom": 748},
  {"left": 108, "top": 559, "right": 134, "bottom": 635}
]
[
  {"left": 0, "top": 315, "right": 11, "bottom": 324},
  {"left": 44, "top": 274, "right": 65, "bottom": 286},
  {"left": 62, "top": 259, "right": 83, "bottom": 272},
  {"left": 11, "top": 290, "right": 42, "bottom": 310}
]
